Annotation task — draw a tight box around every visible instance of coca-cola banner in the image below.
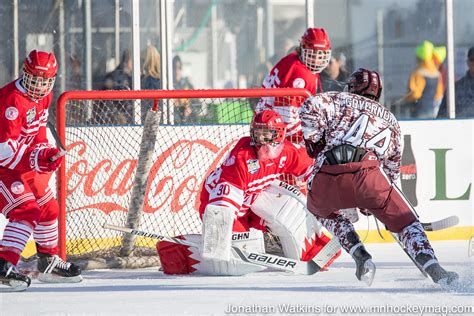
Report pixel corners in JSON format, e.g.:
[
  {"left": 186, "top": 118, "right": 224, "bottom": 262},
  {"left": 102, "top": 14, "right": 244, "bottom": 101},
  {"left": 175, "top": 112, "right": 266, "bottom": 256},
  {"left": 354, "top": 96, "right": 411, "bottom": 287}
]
[{"left": 62, "top": 124, "right": 245, "bottom": 241}]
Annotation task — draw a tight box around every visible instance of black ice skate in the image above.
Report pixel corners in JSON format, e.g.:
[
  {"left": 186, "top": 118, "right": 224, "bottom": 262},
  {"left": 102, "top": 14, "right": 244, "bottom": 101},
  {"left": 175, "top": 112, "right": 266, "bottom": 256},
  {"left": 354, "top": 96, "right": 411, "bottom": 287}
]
[
  {"left": 416, "top": 254, "right": 459, "bottom": 287},
  {"left": 0, "top": 258, "right": 31, "bottom": 292},
  {"left": 37, "top": 253, "right": 82, "bottom": 283},
  {"left": 351, "top": 245, "right": 376, "bottom": 286}
]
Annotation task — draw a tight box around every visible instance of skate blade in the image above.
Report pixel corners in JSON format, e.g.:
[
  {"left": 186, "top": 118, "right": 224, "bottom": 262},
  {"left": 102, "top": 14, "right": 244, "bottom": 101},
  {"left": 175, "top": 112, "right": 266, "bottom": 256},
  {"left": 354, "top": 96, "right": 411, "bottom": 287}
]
[
  {"left": 360, "top": 259, "right": 376, "bottom": 286},
  {"left": 437, "top": 275, "right": 468, "bottom": 292},
  {"left": 0, "top": 279, "right": 29, "bottom": 292},
  {"left": 38, "top": 273, "right": 83, "bottom": 284}
]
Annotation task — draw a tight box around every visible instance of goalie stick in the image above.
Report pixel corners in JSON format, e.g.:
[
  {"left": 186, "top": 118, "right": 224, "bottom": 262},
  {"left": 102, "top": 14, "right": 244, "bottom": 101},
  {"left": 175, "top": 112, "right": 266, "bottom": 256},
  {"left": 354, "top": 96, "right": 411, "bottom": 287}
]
[{"left": 103, "top": 223, "right": 340, "bottom": 275}]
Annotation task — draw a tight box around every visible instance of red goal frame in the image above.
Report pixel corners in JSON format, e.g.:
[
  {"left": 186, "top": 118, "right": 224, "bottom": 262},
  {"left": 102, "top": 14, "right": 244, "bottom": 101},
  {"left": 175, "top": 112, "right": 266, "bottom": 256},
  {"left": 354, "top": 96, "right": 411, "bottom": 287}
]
[{"left": 55, "top": 88, "right": 311, "bottom": 259}]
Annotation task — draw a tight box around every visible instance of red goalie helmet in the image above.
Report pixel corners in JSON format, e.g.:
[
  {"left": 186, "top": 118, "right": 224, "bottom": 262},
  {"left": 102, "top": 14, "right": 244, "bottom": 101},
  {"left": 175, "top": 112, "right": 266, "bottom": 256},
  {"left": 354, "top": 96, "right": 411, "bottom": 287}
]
[
  {"left": 22, "top": 50, "right": 58, "bottom": 100},
  {"left": 300, "top": 28, "right": 331, "bottom": 73},
  {"left": 250, "top": 110, "right": 287, "bottom": 160},
  {"left": 346, "top": 68, "right": 383, "bottom": 101}
]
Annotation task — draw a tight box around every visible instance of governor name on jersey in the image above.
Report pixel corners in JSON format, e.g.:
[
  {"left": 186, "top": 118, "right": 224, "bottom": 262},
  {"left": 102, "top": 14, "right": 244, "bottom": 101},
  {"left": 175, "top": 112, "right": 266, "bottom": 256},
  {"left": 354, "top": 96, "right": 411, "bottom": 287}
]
[{"left": 342, "top": 92, "right": 397, "bottom": 125}]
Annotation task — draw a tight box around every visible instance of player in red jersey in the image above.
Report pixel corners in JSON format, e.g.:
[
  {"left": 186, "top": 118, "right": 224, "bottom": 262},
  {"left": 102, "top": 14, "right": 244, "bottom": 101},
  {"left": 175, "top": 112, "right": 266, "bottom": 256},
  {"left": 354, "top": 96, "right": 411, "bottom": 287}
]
[
  {"left": 0, "top": 50, "right": 81, "bottom": 292},
  {"left": 157, "top": 110, "right": 340, "bottom": 275},
  {"left": 299, "top": 68, "right": 458, "bottom": 287},
  {"left": 256, "top": 28, "right": 331, "bottom": 144},
  {"left": 256, "top": 28, "right": 332, "bottom": 238}
]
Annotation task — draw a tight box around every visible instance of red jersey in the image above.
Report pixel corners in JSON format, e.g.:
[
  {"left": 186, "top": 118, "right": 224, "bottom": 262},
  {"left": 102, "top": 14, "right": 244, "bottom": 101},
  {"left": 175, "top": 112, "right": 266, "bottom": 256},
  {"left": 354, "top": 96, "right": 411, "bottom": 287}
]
[
  {"left": 300, "top": 91, "right": 402, "bottom": 182},
  {"left": 256, "top": 52, "right": 322, "bottom": 138},
  {"left": 199, "top": 137, "right": 314, "bottom": 219},
  {"left": 0, "top": 79, "right": 51, "bottom": 172}
]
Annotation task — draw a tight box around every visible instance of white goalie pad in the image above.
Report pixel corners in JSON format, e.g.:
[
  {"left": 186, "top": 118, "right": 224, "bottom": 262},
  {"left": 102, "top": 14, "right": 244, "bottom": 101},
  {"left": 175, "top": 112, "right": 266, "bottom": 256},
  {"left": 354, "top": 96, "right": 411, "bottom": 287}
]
[
  {"left": 251, "top": 180, "right": 322, "bottom": 260},
  {"left": 201, "top": 205, "right": 234, "bottom": 261},
  {"left": 185, "top": 231, "right": 266, "bottom": 276}
]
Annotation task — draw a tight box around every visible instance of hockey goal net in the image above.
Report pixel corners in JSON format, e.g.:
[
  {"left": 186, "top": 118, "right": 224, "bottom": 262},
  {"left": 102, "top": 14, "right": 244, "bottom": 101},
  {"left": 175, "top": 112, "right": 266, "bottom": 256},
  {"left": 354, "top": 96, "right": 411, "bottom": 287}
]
[{"left": 55, "top": 88, "right": 309, "bottom": 267}]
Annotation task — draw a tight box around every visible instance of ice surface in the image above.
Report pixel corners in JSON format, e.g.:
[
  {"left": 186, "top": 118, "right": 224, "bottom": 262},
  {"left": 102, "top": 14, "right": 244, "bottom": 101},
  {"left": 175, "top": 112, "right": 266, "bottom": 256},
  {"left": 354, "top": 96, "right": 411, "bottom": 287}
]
[{"left": 1, "top": 240, "right": 472, "bottom": 315}]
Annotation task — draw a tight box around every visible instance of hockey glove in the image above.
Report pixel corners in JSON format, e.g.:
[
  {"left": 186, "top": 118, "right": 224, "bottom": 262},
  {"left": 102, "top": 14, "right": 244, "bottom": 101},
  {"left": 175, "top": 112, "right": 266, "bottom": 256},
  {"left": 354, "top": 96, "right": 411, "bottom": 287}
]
[{"left": 30, "top": 144, "right": 64, "bottom": 173}]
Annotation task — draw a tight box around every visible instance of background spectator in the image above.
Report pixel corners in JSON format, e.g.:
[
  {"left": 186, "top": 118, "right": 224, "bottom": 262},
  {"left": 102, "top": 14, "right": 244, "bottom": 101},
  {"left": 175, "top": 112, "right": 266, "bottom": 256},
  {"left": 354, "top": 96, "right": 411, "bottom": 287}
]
[
  {"left": 103, "top": 49, "right": 133, "bottom": 90},
  {"left": 437, "top": 46, "right": 474, "bottom": 118},
  {"left": 432, "top": 45, "right": 447, "bottom": 114},
  {"left": 402, "top": 40, "right": 444, "bottom": 118},
  {"left": 433, "top": 45, "right": 447, "bottom": 91},
  {"left": 141, "top": 45, "right": 162, "bottom": 121},
  {"left": 98, "top": 49, "right": 134, "bottom": 124},
  {"left": 321, "top": 50, "right": 349, "bottom": 91},
  {"left": 269, "top": 37, "right": 294, "bottom": 65},
  {"left": 248, "top": 61, "right": 272, "bottom": 111},
  {"left": 173, "top": 55, "right": 195, "bottom": 123}
]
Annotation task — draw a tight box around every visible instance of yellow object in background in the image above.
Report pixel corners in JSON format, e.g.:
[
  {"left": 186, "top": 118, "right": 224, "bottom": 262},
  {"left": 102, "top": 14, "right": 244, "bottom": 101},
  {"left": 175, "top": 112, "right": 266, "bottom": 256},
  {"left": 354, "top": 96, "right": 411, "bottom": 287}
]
[
  {"left": 433, "top": 46, "right": 447, "bottom": 64},
  {"left": 416, "top": 40, "right": 434, "bottom": 61}
]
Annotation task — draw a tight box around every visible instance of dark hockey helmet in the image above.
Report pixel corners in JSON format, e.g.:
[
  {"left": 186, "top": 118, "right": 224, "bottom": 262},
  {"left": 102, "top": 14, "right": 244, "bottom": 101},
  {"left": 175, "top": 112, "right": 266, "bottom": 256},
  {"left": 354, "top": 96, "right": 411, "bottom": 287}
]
[{"left": 346, "top": 68, "right": 383, "bottom": 101}]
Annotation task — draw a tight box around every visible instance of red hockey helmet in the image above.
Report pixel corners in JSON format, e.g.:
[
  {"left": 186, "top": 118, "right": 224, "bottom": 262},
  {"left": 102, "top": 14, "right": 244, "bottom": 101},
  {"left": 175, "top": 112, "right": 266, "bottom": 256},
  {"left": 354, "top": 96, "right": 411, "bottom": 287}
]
[
  {"left": 300, "top": 28, "right": 331, "bottom": 73},
  {"left": 22, "top": 50, "right": 58, "bottom": 100},
  {"left": 346, "top": 68, "right": 383, "bottom": 101},
  {"left": 250, "top": 110, "right": 286, "bottom": 160}
]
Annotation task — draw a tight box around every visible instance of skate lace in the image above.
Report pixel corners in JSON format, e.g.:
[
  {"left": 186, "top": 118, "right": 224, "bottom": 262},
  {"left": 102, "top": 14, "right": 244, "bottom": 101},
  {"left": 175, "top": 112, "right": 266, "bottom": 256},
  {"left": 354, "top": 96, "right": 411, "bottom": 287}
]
[{"left": 44, "top": 255, "right": 71, "bottom": 274}]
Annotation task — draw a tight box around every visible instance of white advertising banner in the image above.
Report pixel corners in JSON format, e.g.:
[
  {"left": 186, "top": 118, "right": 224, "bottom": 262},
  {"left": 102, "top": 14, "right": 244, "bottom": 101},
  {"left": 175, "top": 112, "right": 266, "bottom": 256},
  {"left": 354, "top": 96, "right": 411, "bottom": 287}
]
[{"left": 1, "top": 120, "right": 472, "bottom": 244}]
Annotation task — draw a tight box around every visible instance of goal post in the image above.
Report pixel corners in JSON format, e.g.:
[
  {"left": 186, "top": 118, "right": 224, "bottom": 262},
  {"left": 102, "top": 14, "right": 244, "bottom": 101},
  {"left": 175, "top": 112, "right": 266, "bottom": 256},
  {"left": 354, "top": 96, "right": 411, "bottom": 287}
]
[{"left": 55, "top": 88, "right": 310, "bottom": 264}]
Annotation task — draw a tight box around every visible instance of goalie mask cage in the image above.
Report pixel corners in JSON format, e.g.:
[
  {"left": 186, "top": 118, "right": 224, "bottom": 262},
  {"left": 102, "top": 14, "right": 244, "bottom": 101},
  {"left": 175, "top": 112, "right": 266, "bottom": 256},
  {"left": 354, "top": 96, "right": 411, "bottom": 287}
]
[{"left": 56, "top": 88, "right": 310, "bottom": 267}]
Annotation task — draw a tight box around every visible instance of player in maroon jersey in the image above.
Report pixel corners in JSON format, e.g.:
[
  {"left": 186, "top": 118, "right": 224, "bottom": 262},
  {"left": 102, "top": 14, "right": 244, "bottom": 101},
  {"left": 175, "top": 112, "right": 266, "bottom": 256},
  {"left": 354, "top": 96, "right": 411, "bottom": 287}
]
[
  {"left": 299, "top": 68, "right": 458, "bottom": 287},
  {"left": 256, "top": 28, "right": 331, "bottom": 144},
  {"left": 157, "top": 110, "right": 340, "bottom": 275},
  {"left": 0, "top": 50, "right": 81, "bottom": 292}
]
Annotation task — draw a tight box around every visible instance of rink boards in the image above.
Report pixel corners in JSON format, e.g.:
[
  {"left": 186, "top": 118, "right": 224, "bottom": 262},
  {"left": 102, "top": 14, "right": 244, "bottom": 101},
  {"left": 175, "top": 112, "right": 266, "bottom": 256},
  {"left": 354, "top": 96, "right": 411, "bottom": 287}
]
[{"left": 0, "top": 119, "right": 472, "bottom": 258}]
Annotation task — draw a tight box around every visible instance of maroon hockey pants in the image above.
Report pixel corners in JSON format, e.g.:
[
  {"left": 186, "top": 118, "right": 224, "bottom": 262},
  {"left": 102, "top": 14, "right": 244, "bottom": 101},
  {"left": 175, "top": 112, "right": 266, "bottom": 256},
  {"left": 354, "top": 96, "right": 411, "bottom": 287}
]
[{"left": 307, "top": 157, "right": 417, "bottom": 233}]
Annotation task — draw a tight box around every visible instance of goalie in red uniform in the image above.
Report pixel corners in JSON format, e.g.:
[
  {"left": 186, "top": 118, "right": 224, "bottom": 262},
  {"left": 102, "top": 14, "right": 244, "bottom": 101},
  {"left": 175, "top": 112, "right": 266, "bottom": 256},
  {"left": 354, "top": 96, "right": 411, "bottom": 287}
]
[
  {"left": 157, "top": 110, "right": 340, "bottom": 275},
  {"left": 0, "top": 50, "right": 82, "bottom": 292},
  {"left": 299, "top": 68, "right": 458, "bottom": 287}
]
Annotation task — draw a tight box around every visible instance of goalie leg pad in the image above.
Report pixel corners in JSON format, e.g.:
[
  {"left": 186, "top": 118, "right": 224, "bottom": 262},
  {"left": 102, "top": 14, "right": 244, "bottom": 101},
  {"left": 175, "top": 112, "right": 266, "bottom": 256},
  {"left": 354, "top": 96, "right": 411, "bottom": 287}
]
[
  {"left": 251, "top": 184, "right": 328, "bottom": 261},
  {"left": 157, "top": 232, "right": 266, "bottom": 276},
  {"left": 201, "top": 205, "right": 234, "bottom": 261},
  {"left": 156, "top": 236, "right": 199, "bottom": 275}
]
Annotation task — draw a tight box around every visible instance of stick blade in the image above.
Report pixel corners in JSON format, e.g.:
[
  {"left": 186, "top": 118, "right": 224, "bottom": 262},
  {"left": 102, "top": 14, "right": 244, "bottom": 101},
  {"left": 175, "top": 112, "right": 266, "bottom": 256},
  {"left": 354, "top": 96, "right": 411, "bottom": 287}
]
[
  {"left": 312, "top": 237, "right": 341, "bottom": 271},
  {"left": 423, "top": 215, "right": 459, "bottom": 231}
]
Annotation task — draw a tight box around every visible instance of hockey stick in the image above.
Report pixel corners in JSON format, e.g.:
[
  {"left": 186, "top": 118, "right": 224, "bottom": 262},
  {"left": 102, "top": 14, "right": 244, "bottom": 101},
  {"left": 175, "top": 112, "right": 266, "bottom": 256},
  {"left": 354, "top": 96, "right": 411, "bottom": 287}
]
[
  {"left": 47, "top": 121, "right": 67, "bottom": 162},
  {"left": 421, "top": 216, "right": 459, "bottom": 231},
  {"left": 270, "top": 182, "right": 459, "bottom": 233},
  {"left": 103, "top": 223, "right": 329, "bottom": 275},
  {"left": 390, "top": 232, "right": 429, "bottom": 278}
]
